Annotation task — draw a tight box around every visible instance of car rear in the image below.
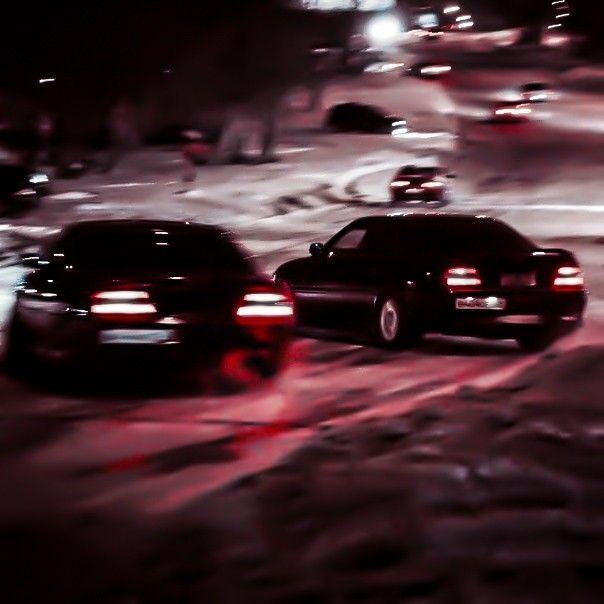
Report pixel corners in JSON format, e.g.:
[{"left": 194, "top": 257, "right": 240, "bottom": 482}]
[
  {"left": 390, "top": 168, "right": 445, "bottom": 203},
  {"left": 15, "top": 222, "right": 294, "bottom": 369},
  {"left": 421, "top": 219, "right": 587, "bottom": 343}
]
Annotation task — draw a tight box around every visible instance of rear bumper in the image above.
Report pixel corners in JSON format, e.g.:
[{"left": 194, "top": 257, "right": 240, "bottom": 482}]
[
  {"left": 17, "top": 309, "right": 291, "bottom": 365},
  {"left": 391, "top": 189, "right": 444, "bottom": 202},
  {"left": 428, "top": 290, "right": 586, "bottom": 339}
]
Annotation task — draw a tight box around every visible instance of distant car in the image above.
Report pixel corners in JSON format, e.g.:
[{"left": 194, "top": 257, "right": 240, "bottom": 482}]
[
  {"left": 325, "top": 103, "right": 407, "bottom": 136},
  {"left": 519, "top": 82, "right": 553, "bottom": 103},
  {"left": 7, "top": 220, "right": 294, "bottom": 376},
  {"left": 407, "top": 62, "right": 452, "bottom": 79},
  {"left": 390, "top": 166, "right": 453, "bottom": 205},
  {"left": 274, "top": 214, "right": 586, "bottom": 351},
  {"left": 490, "top": 100, "right": 532, "bottom": 123},
  {"left": 0, "top": 164, "right": 49, "bottom": 211}
]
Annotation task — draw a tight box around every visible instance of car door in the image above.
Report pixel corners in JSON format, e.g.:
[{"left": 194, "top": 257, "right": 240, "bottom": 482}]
[
  {"left": 302, "top": 226, "right": 369, "bottom": 327},
  {"left": 319, "top": 223, "right": 401, "bottom": 329}
]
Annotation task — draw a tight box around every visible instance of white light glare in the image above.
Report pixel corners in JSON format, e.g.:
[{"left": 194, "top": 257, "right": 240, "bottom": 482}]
[
  {"left": 365, "top": 14, "right": 404, "bottom": 47},
  {"left": 39, "top": 78, "right": 56, "bottom": 84},
  {"left": 457, "top": 20, "right": 474, "bottom": 29},
  {"left": 29, "top": 173, "right": 49, "bottom": 184},
  {"left": 456, "top": 14, "right": 471, "bottom": 21},
  {"left": 443, "top": 5, "right": 460, "bottom": 14}
]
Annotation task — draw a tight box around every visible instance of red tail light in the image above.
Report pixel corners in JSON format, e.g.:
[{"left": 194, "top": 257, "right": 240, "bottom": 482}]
[
  {"left": 552, "top": 266, "right": 585, "bottom": 291},
  {"left": 235, "top": 284, "right": 295, "bottom": 327},
  {"left": 444, "top": 267, "right": 482, "bottom": 290},
  {"left": 91, "top": 290, "right": 157, "bottom": 322}
]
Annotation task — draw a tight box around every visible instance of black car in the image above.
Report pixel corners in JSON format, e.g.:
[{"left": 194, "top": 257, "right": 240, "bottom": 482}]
[
  {"left": 6, "top": 220, "right": 294, "bottom": 375},
  {"left": 274, "top": 214, "right": 586, "bottom": 351},
  {"left": 390, "top": 165, "right": 453, "bottom": 205},
  {"left": 0, "top": 164, "right": 49, "bottom": 211},
  {"left": 325, "top": 103, "right": 407, "bottom": 135}
]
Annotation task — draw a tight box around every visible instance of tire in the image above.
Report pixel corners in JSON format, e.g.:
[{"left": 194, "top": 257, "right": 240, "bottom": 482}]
[
  {"left": 516, "top": 328, "right": 559, "bottom": 352},
  {"left": 374, "top": 296, "right": 419, "bottom": 349}
]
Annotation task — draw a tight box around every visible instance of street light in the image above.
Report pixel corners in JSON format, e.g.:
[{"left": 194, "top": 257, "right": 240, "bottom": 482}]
[{"left": 365, "top": 14, "right": 404, "bottom": 47}]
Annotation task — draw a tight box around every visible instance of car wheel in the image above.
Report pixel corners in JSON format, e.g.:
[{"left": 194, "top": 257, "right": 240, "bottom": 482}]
[
  {"left": 375, "top": 296, "right": 418, "bottom": 349},
  {"left": 516, "top": 328, "right": 559, "bottom": 352}
]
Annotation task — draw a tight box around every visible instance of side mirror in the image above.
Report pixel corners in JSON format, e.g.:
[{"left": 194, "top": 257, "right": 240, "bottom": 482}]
[
  {"left": 309, "top": 242, "right": 324, "bottom": 258},
  {"left": 20, "top": 252, "right": 41, "bottom": 268}
]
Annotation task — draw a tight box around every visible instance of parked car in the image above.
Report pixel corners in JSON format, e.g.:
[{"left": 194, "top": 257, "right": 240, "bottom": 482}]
[
  {"left": 7, "top": 220, "right": 294, "bottom": 376},
  {"left": 0, "top": 164, "right": 49, "bottom": 211},
  {"left": 390, "top": 165, "right": 453, "bottom": 205},
  {"left": 325, "top": 103, "right": 408, "bottom": 136},
  {"left": 274, "top": 214, "right": 586, "bottom": 351}
]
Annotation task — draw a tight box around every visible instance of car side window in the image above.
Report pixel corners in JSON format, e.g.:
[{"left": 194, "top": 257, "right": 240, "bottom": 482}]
[
  {"left": 329, "top": 228, "right": 368, "bottom": 253},
  {"left": 361, "top": 225, "right": 401, "bottom": 255}
]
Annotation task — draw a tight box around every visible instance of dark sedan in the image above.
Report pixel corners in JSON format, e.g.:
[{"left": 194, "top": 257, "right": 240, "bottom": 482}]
[
  {"left": 274, "top": 214, "right": 586, "bottom": 351},
  {"left": 390, "top": 166, "right": 453, "bottom": 205},
  {"left": 6, "top": 220, "right": 294, "bottom": 376},
  {"left": 0, "top": 164, "right": 49, "bottom": 211},
  {"left": 325, "top": 103, "right": 407, "bottom": 136}
]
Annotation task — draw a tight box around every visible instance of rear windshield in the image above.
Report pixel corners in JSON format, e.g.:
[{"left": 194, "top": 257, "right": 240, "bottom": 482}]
[
  {"left": 398, "top": 167, "right": 437, "bottom": 177},
  {"left": 53, "top": 227, "right": 251, "bottom": 272}
]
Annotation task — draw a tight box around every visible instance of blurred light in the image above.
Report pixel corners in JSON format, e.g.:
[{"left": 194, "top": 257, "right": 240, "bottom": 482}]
[
  {"left": 420, "top": 65, "right": 451, "bottom": 75},
  {"left": 421, "top": 181, "right": 444, "bottom": 188},
  {"left": 392, "top": 127, "right": 409, "bottom": 137},
  {"left": 364, "top": 61, "right": 405, "bottom": 73},
  {"left": 456, "top": 14, "right": 471, "bottom": 21},
  {"left": 555, "top": 13, "right": 570, "bottom": 18},
  {"left": 548, "top": 23, "right": 562, "bottom": 29},
  {"left": 365, "top": 14, "right": 404, "bottom": 46},
  {"left": 39, "top": 78, "right": 56, "bottom": 84},
  {"left": 391, "top": 180, "right": 411, "bottom": 187},
  {"left": 443, "top": 5, "right": 460, "bottom": 14},
  {"left": 13, "top": 188, "right": 37, "bottom": 197},
  {"left": 94, "top": 291, "right": 150, "bottom": 301},
  {"left": 457, "top": 20, "right": 474, "bottom": 29},
  {"left": 29, "top": 173, "right": 49, "bottom": 185}
]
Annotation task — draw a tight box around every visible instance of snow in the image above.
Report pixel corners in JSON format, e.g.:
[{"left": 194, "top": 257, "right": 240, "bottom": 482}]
[{"left": 1, "top": 51, "right": 604, "bottom": 602}]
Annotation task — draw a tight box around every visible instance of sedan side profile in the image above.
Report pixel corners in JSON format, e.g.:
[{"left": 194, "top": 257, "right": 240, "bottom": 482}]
[
  {"left": 325, "top": 103, "right": 408, "bottom": 136},
  {"left": 274, "top": 214, "right": 586, "bottom": 351},
  {"left": 7, "top": 220, "right": 294, "bottom": 376}
]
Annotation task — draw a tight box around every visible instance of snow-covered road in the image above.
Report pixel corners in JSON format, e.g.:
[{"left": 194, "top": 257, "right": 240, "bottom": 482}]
[{"left": 1, "top": 56, "right": 604, "bottom": 602}]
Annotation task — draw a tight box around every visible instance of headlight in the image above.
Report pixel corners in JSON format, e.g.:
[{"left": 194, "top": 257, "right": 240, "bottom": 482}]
[
  {"left": 29, "top": 173, "right": 49, "bottom": 185},
  {"left": 391, "top": 180, "right": 410, "bottom": 188},
  {"left": 13, "top": 188, "right": 37, "bottom": 197}
]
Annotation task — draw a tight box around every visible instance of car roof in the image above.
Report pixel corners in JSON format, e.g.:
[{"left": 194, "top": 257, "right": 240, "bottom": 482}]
[
  {"left": 61, "top": 219, "right": 227, "bottom": 237},
  {"left": 348, "top": 214, "right": 501, "bottom": 228}
]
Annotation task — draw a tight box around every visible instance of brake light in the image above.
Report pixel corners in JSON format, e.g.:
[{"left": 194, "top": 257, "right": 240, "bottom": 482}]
[
  {"left": 445, "top": 267, "right": 482, "bottom": 290},
  {"left": 235, "top": 284, "right": 295, "bottom": 326},
  {"left": 91, "top": 290, "right": 157, "bottom": 322},
  {"left": 552, "top": 266, "right": 585, "bottom": 291}
]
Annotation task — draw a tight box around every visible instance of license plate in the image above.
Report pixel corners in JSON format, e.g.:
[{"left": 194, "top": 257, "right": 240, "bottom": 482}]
[
  {"left": 501, "top": 272, "right": 536, "bottom": 287},
  {"left": 99, "top": 329, "right": 178, "bottom": 345},
  {"left": 456, "top": 296, "right": 507, "bottom": 310}
]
